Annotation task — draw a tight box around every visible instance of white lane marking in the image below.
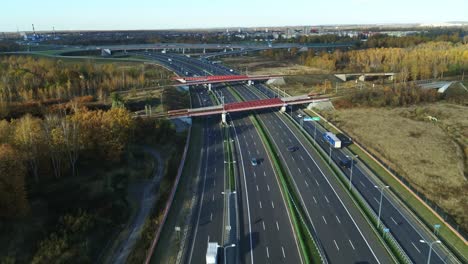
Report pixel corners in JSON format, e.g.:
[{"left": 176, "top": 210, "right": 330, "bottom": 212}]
[
  {"left": 248, "top": 150, "right": 251, "bottom": 155},
  {"left": 298, "top": 168, "right": 302, "bottom": 173},
  {"left": 254, "top": 141, "right": 257, "bottom": 146},
  {"left": 267, "top": 185, "right": 270, "bottom": 191},
  {"left": 213, "top": 179, "right": 216, "bottom": 187},
  {"left": 322, "top": 216, "right": 327, "bottom": 224},
  {"left": 412, "top": 242, "right": 421, "bottom": 253},
  {"left": 210, "top": 213, "right": 213, "bottom": 221},
  {"left": 360, "top": 181, "right": 366, "bottom": 187},
  {"left": 324, "top": 195, "right": 329, "bottom": 203},
  {"left": 262, "top": 221, "right": 265, "bottom": 230},
  {"left": 288, "top": 138, "right": 292, "bottom": 143},
  {"left": 259, "top": 201, "right": 262, "bottom": 209},
  {"left": 334, "top": 240, "right": 340, "bottom": 251},
  {"left": 276, "top": 221, "right": 280, "bottom": 231},
  {"left": 207, "top": 235, "right": 210, "bottom": 243},
  {"left": 256, "top": 185, "right": 259, "bottom": 191},
  {"left": 254, "top": 172, "right": 257, "bottom": 178},
  {"left": 256, "top": 150, "right": 260, "bottom": 155},
  {"left": 243, "top": 135, "right": 246, "bottom": 139},
  {"left": 292, "top": 156, "right": 295, "bottom": 161},
  {"left": 300, "top": 155, "right": 304, "bottom": 161},
  {"left": 315, "top": 179, "right": 320, "bottom": 186},
  {"left": 373, "top": 197, "right": 379, "bottom": 204},
  {"left": 349, "top": 240, "right": 355, "bottom": 250},
  {"left": 391, "top": 217, "right": 398, "bottom": 225},
  {"left": 282, "top": 246, "right": 286, "bottom": 258},
  {"left": 212, "top": 194, "right": 215, "bottom": 201},
  {"left": 271, "top": 201, "right": 275, "bottom": 209},
  {"left": 266, "top": 246, "right": 270, "bottom": 258},
  {"left": 214, "top": 167, "right": 217, "bottom": 173},
  {"left": 336, "top": 215, "right": 341, "bottom": 224},
  {"left": 263, "top": 171, "right": 266, "bottom": 177},
  {"left": 307, "top": 167, "right": 311, "bottom": 173},
  {"left": 313, "top": 196, "right": 317, "bottom": 204},
  {"left": 305, "top": 180, "right": 309, "bottom": 187}
]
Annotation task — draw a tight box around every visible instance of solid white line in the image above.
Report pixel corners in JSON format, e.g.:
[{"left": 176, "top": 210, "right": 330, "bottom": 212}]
[
  {"left": 282, "top": 246, "right": 286, "bottom": 258},
  {"left": 277, "top": 111, "right": 382, "bottom": 264},
  {"left": 412, "top": 242, "right": 421, "bottom": 253},
  {"left": 276, "top": 221, "right": 280, "bottom": 231},
  {"left": 349, "top": 240, "right": 355, "bottom": 250},
  {"left": 231, "top": 121, "right": 254, "bottom": 264},
  {"left": 334, "top": 240, "right": 340, "bottom": 251},
  {"left": 336, "top": 215, "right": 341, "bottom": 224},
  {"left": 322, "top": 215, "right": 327, "bottom": 224},
  {"left": 373, "top": 197, "right": 379, "bottom": 204},
  {"left": 266, "top": 246, "right": 270, "bottom": 258},
  {"left": 324, "top": 195, "right": 330, "bottom": 203}
]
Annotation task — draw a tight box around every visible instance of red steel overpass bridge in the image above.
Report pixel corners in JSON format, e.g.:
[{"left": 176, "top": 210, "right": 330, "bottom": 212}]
[{"left": 165, "top": 95, "right": 329, "bottom": 121}]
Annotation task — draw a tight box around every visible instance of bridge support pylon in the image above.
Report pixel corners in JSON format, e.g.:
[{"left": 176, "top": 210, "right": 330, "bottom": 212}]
[
  {"left": 280, "top": 104, "right": 287, "bottom": 113},
  {"left": 247, "top": 80, "right": 252, "bottom": 86},
  {"left": 208, "top": 83, "right": 212, "bottom": 91},
  {"left": 221, "top": 112, "right": 227, "bottom": 124}
]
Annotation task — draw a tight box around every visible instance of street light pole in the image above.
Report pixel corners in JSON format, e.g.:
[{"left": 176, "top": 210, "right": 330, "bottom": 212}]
[
  {"left": 224, "top": 244, "right": 236, "bottom": 264},
  {"left": 420, "top": 240, "right": 441, "bottom": 264},
  {"left": 328, "top": 144, "right": 332, "bottom": 164},
  {"left": 375, "top": 185, "right": 390, "bottom": 228},
  {"left": 347, "top": 155, "right": 358, "bottom": 190}
]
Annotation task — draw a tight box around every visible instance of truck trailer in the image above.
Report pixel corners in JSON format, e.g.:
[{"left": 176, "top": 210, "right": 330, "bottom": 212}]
[
  {"left": 323, "top": 132, "right": 342, "bottom": 148},
  {"left": 206, "top": 242, "right": 219, "bottom": 264}
]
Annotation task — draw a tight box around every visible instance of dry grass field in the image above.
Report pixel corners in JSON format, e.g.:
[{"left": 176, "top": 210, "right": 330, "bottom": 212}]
[
  {"left": 221, "top": 56, "right": 339, "bottom": 95},
  {"left": 324, "top": 103, "right": 468, "bottom": 229}
]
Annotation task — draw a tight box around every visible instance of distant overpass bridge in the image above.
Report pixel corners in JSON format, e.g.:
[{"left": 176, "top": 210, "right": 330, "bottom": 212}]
[
  {"left": 173, "top": 74, "right": 283, "bottom": 86},
  {"left": 163, "top": 95, "right": 329, "bottom": 122},
  {"left": 334, "top": 72, "right": 395, "bottom": 82}
]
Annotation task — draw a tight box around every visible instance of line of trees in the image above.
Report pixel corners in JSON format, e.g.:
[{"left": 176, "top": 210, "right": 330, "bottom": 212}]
[
  {"left": 299, "top": 42, "right": 468, "bottom": 81},
  {"left": 0, "top": 56, "right": 173, "bottom": 117},
  {"left": 0, "top": 107, "right": 134, "bottom": 219}
]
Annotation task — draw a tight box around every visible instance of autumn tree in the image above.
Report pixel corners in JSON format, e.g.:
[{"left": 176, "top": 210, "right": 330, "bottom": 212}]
[{"left": 0, "top": 144, "right": 29, "bottom": 218}]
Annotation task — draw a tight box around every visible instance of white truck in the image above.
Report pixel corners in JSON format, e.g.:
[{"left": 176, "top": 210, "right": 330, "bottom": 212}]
[
  {"left": 323, "top": 132, "right": 342, "bottom": 148},
  {"left": 206, "top": 242, "right": 219, "bottom": 264}
]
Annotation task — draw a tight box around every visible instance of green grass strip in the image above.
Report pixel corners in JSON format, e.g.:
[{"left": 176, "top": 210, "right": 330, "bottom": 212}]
[{"left": 226, "top": 85, "right": 322, "bottom": 263}]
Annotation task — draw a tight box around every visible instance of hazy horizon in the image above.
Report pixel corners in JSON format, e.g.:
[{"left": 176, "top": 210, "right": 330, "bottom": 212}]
[{"left": 2, "top": 0, "right": 467, "bottom": 32}]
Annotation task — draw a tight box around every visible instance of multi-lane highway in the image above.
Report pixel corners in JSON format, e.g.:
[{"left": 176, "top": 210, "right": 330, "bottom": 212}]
[{"left": 140, "top": 51, "right": 460, "bottom": 264}]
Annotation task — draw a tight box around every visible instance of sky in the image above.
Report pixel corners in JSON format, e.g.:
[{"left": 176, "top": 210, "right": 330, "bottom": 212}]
[{"left": 1, "top": 0, "right": 467, "bottom": 32}]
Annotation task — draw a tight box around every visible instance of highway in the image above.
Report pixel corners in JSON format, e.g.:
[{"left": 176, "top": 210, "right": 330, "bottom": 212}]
[
  {"left": 184, "top": 87, "right": 226, "bottom": 264},
  {"left": 252, "top": 83, "right": 456, "bottom": 264},
  {"left": 149, "top": 52, "right": 392, "bottom": 263},
  {"left": 220, "top": 84, "right": 392, "bottom": 263},
  {"left": 146, "top": 53, "right": 303, "bottom": 264}
]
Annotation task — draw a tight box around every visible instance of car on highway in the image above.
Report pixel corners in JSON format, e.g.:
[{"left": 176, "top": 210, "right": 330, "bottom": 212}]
[
  {"left": 250, "top": 158, "right": 258, "bottom": 166},
  {"left": 297, "top": 114, "right": 303, "bottom": 118},
  {"left": 287, "top": 146, "right": 299, "bottom": 152},
  {"left": 338, "top": 156, "right": 353, "bottom": 168},
  {"left": 336, "top": 133, "right": 353, "bottom": 147}
]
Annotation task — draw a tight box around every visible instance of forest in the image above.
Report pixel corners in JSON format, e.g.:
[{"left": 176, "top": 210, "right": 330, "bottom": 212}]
[
  {"left": 262, "top": 41, "right": 468, "bottom": 81},
  {"left": 0, "top": 56, "right": 174, "bottom": 118}
]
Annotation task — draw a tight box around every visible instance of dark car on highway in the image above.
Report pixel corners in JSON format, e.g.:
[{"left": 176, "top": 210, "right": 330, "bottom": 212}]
[{"left": 287, "top": 146, "right": 299, "bottom": 152}]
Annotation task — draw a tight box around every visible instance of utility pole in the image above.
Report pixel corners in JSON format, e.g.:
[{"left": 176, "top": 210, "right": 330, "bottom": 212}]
[{"left": 375, "top": 185, "right": 390, "bottom": 228}]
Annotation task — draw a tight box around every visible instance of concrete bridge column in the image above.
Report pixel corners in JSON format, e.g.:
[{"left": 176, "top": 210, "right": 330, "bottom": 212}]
[
  {"left": 182, "top": 48, "right": 185, "bottom": 54},
  {"left": 221, "top": 112, "right": 227, "bottom": 124},
  {"left": 247, "top": 80, "right": 252, "bottom": 86},
  {"left": 208, "top": 83, "right": 212, "bottom": 91},
  {"left": 203, "top": 48, "right": 206, "bottom": 54},
  {"left": 280, "top": 104, "right": 287, "bottom": 113}
]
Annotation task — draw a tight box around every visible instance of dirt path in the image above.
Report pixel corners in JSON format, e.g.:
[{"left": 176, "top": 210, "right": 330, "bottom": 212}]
[{"left": 109, "top": 147, "right": 164, "bottom": 264}]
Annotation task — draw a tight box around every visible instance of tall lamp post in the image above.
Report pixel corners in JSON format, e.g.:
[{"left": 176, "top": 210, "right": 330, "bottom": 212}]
[
  {"left": 347, "top": 155, "right": 358, "bottom": 190},
  {"left": 224, "top": 244, "right": 236, "bottom": 264},
  {"left": 375, "top": 185, "right": 390, "bottom": 228},
  {"left": 419, "top": 239, "right": 441, "bottom": 264}
]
